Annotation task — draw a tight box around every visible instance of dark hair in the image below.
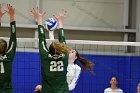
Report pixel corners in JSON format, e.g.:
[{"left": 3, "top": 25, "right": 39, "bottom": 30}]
[
  {"left": 74, "top": 51, "right": 94, "bottom": 73},
  {"left": 110, "top": 76, "right": 118, "bottom": 80},
  {"left": 0, "top": 39, "right": 7, "bottom": 55},
  {"left": 109, "top": 76, "right": 118, "bottom": 87}
]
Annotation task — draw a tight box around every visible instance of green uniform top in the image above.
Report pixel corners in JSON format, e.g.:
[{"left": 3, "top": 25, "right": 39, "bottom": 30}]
[
  {"left": 38, "top": 25, "right": 69, "bottom": 93},
  {"left": 0, "top": 21, "right": 17, "bottom": 93}
]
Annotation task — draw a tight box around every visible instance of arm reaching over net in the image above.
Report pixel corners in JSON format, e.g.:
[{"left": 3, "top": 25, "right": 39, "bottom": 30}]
[
  {"left": 0, "top": 4, "right": 17, "bottom": 93},
  {"left": 31, "top": 8, "right": 69, "bottom": 93},
  {"left": 30, "top": 7, "right": 48, "bottom": 59},
  {"left": 54, "top": 10, "right": 94, "bottom": 93},
  {"left": 54, "top": 9, "right": 67, "bottom": 44},
  {"left": 5, "top": 4, "right": 17, "bottom": 60},
  {"left": 0, "top": 4, "right": 17, "bottom": 63}
]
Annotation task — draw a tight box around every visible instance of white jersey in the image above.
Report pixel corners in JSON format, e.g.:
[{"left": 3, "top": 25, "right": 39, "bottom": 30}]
[
  {"left": 104, "top": 88, "right": 123, "bottom": 93},
  {"left": 67, "top": 64, "right": 81, "bottom": 91}
]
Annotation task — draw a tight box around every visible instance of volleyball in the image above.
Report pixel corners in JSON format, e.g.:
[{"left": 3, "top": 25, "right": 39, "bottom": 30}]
[{"left": 44, "top": 18, "right": 57, "bottom": 31}]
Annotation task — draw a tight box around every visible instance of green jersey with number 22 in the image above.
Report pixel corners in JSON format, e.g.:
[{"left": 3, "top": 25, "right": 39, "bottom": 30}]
[{"left": 38, "top": 25, "right": 69, "bottom": 93}]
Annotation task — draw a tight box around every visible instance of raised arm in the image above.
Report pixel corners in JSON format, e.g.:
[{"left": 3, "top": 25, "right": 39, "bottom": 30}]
[
  {"left": 54, "top": 10, "right": 67, "bottom": 44},
  {"left": 5, "top": 4, "right": 16, "bottom": 60},
  {"left": 30, "top": 8, "right": 48, "bottom": 56}
]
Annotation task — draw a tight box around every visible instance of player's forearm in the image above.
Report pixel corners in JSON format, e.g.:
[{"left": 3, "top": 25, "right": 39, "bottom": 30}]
[
  {"left": 49, "top": 31, "right": 54, "bottom": 40},
  {"left": 37, "top": 19, "right": 43, "bottom": 26},
  {"left": 57, "top": 20, "right": 63, "bottom": 29},
  {"left": 38, "top": 25, "right": 48, "bottom": 53},
  {"left": 10, "top": 21, "right": 16, "bottom": 33},
  {"left": 38, "top": 25, "right": 45, "bottom": 39},
  {"left": 7, "top": 21, "right": 16, "bottom": 58},
  {"left": 58, "top": 28, "right": 66, "bottom": 43},
  {"left": 10, "top": 21, "right": 16, "bottom": 41},
  {"left": 10, "top": 16, "right": 14, "bottom": 23}
]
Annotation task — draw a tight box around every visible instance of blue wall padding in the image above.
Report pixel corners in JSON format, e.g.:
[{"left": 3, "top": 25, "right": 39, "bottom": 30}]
[{"left": 12, "top": 52, "right": 140, "bottom": 93}]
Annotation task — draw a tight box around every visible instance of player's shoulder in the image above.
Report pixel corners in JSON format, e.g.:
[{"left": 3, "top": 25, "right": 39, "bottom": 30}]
[
  {"left": 75, "top": 64, "right": 81, "bottom": 70},
  {"left": 104, "top": 87, "right": 111, "bottom": 91},
  {"left": 117, "top": 88, "right": 123, "bottom": 92}
]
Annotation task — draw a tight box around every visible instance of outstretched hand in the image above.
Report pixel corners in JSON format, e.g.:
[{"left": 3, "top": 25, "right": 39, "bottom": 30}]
[
  {"left": 30, "top": 7, "right": 46, "bottom": 25},
  {"left": 5, "top": 4, "right": 15, "bottom": 22},
  {"left": 0, "top": 4, "right": 6, "bottom": 22},
  {"left": 53, "top": 9, "right": 67, "bottom": 28}
]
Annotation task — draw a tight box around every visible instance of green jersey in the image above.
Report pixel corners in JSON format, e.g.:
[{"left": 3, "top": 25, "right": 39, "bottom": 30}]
[
  {"left": 38, "top": 25, "right": 69, "bottom": 93},
  {"left": 0, "top": 21, "right": 17, "bottom": 93}
]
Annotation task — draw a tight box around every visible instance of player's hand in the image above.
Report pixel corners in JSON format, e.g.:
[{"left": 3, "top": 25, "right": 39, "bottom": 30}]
[
  {"left": 5, "top": 4, "right": 15, "bottom": 22},
  {"left": 0, "top": 4, "right": 6, "bottom": 22},
  {"left": 53, "top": 9, "right": 67, "bottom": 28},
  {"left": 30, "top": 7, "right": 46, "bottom": 25},
  {"left": 35, "top": 85, "right": 42, "bottom": 92}
]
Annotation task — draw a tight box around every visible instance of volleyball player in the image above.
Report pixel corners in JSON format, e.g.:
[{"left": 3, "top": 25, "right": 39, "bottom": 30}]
[
  {"left": 36, "top": 10, "right": 94, "bottom": 93},
  {"left": 31, "top": 7, "right": 69, "bottom": 93},
  {"left": 54, "top": 10, "right": 94, "bottom": 93},
  {"left": 0, "top": 4, "right": 17, "bottom": 93}
]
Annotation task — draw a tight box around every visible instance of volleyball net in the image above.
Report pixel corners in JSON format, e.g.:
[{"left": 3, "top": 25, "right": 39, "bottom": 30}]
[{"left": 1, "top": 37, "right": 140, "bottom": 93}]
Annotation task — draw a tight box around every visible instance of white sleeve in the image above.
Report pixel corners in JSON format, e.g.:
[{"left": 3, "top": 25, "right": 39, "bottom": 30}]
[
  {"left": 49, "top": 31, "right": 54, "bottom": 40},
  {"left": 68, "top": 65, "right": 81, "bottom": 91}
]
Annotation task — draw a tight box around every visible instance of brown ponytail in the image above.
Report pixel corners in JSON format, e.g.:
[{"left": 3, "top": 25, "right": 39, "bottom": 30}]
[{"left": 74, "top": 51, "right": 94, "bottom": 73}]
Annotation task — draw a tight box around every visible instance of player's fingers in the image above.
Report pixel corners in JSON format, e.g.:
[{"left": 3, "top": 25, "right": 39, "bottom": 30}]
[
  {"left": 7, "top": 4, "right": 10, "bottom": 9},
  {"left": 30, "top": 11, "right": 35, "bottom": 17},
  {"left": 36, "top": 7, "right": 40, "bottom": 13},
  {"left": 3, "top": 10, "right": 7, "bottom": 14},
  {"left": 4, "top": 9, "right": 8, "bottom": 13},
  {"left": 30, "top": 12, "right": 33, "bottom": 16},
  {"left": 32, "top": 8, "right": 36, "bottom": 13},
  {"left": 53, "top": 15, "right": 58, "bottom": 19}
]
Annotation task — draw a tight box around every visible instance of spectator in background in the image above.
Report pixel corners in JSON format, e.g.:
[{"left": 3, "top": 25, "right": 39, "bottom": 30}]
[
  {"left": 137, "top": 83, "right": 140, "bottom": 93},
  {"left": 104, "top": 76, "right": 123, "bottom": 93}
]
